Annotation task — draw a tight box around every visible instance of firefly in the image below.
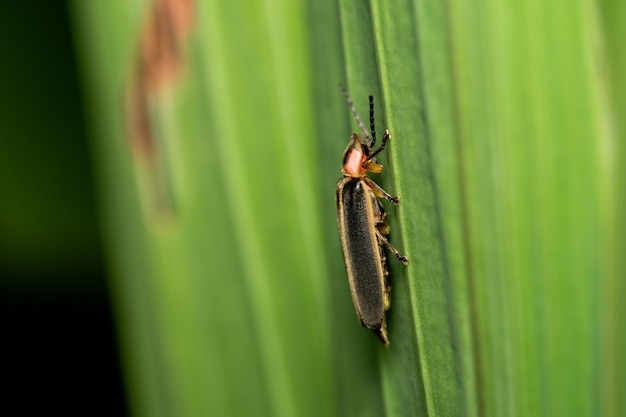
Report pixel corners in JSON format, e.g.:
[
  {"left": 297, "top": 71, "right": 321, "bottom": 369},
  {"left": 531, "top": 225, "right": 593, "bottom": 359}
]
[{"left": 336, "top": 86, "right": 408, "bottom": 345}]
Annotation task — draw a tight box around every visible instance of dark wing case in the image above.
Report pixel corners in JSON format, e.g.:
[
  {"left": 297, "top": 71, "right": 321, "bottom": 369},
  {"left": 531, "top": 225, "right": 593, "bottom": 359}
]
[{"left": 336, "top": 178, "right": 386, "bottom": 329}]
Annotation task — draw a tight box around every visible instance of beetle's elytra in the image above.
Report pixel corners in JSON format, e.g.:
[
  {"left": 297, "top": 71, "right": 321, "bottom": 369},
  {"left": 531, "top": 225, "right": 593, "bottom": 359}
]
[{"left": 336, "top": 86, "right": 408, "bottom": 346}]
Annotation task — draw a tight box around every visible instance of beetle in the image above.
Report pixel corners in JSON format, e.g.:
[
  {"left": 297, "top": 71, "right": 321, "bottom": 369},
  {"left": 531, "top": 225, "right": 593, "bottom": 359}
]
[{"left": 336, "top": 86, "right": 408, "bottom": 346}]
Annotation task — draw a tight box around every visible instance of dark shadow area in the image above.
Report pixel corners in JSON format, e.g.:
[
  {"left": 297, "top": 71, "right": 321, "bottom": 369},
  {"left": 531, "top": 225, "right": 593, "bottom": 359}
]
[{"left": 0, "top": 2, "right": 127, "bottom": 415}]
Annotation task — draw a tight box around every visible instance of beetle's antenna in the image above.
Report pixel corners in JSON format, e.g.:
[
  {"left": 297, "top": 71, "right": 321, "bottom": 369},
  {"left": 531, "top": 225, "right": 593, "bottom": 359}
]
[
  {"left": 340, "top": 84, "right": 371, "bottom": 142},
  {"left": 369, "top": 95, "right": 377, "bottom": 148}
]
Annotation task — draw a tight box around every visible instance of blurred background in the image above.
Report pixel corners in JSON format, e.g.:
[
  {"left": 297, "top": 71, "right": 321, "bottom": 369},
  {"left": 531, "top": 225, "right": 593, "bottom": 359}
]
[
  {"left": 0, "top": 2, "right": 126, "bottom": 415},
  {"left": 2, "top": 0, "right": 624, "bottom": 417}
]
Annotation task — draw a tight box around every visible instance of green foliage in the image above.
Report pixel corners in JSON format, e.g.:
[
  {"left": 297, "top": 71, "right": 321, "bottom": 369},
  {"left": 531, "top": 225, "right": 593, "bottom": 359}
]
[{"left": 72, "top": 0, "right": 624, "bottom": 416}]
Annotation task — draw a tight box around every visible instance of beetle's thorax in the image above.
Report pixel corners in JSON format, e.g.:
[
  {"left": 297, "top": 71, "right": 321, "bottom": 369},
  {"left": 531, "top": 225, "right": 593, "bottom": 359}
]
[{"left": 341, "top": 133, "right": 369, "bottom": 178}]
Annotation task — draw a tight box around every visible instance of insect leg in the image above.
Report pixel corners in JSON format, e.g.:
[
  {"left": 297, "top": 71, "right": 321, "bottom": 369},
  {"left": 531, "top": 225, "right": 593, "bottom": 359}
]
[
  {"left": 376, "top": 230, "right": 409, "bottom": 265},
  {"left": 364, "top": 176, "right": 400, "bottom": 205},
  {"left": 365, "top": 129, "right": 391, "bottom": 162},
  {"left": 372, "top": 199, "right": 391, "bottom": 235},
  {"left": 377, "top": 221, "right": 390, "bottom": 235},
  {"left": 363, "top": 160, "right": 383, "bottom": 174}
]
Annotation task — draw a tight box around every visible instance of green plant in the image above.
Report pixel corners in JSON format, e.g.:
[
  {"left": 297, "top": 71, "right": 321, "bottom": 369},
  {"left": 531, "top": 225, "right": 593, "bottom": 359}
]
[{"left": 72, "top": 0, "right": 624, "bottom": 416}]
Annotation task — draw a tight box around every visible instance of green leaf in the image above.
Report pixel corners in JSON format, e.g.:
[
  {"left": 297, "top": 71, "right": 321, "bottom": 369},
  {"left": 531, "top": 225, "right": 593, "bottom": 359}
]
[{"left": 72, "top": 0, "right": 625, "bottom": 416}]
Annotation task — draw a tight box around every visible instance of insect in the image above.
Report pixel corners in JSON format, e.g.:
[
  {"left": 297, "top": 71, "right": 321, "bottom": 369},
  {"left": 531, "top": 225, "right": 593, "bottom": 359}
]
[{"left": 336, "top": 86, "right": 408, "bottom": 346}]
